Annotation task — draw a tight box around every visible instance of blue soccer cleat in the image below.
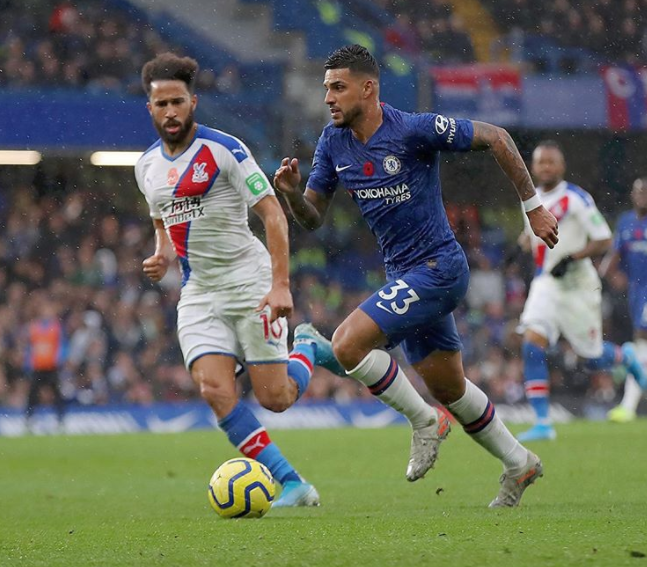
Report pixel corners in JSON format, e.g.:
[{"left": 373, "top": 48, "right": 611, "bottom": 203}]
[
  {"left": 293, "top": 323, "right": 346, "bottom": 376},
  {"left": 621, "top": 342, "right": 647, "bottom": 390},
  {"left": 273, "top": 481, "right": 320, "bottom": 508},
  {"left": 517, "top": 424, "right": 557, "bottom": 442}
]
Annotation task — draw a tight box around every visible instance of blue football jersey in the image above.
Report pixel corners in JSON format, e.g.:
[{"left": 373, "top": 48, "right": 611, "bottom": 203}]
[
  {"left": 307, "top": 103, "right": 474, "bottom": 279},
  {"left": 614, "top": 210, "right": 647, "bottom": 286}
]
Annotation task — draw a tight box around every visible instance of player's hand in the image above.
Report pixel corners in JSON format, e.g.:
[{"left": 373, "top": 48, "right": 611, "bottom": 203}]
[
  {"left": 550, "top": 255, "right": 574, "bottom": 278},
  {"left": 273, "top": 157, "right": 301, "bottom": 197},
  {"left": 256, "top": 284, "right": 294, "bottom": 322},
  {"left": 527, "top": 206, "right": 559, "bottom": 248},
  {"left": 142, "top": 253, "right": 170, "bottom": 282}
]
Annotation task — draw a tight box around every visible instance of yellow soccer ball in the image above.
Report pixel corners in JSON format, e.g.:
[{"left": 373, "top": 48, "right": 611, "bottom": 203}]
[{"left": 208, "top": 458, "right": 276, "bottom": 518}]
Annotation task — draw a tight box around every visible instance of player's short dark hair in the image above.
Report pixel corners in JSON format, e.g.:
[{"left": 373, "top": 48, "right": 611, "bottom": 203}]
[
  {"left": 141, "top": 52, "right": 199, "bottom": 96},
  {"left": 324, "top": 44, "right": 380, "bottom": 79},
  {"left": 535, "top": 139, "right": 563, "bottom": 153}
]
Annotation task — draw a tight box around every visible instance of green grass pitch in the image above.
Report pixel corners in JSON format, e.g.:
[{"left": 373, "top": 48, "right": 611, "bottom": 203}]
[{"left": 1, "top": 421, "right": 646, "bottom": 566}]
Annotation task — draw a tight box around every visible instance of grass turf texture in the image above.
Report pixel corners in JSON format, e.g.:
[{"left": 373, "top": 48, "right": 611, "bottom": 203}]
[{"left": 1, "top": 421, "right": 646, "bottom": 567}]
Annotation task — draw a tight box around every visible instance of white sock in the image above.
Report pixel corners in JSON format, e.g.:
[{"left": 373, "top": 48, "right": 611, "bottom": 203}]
[
  {"left": 621, "top": 339, "right": 647, "bottom": 412},
  {"left": 348, "top": 350, "right": 435, "bottom": 430},
  {"left": 448, "top": 378, "right": 528, "bottom": 470}
]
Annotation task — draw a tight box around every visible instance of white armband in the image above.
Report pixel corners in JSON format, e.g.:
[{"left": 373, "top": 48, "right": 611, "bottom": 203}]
[{"left": 522, "top": 194, "right": 542, "bottom": 213}]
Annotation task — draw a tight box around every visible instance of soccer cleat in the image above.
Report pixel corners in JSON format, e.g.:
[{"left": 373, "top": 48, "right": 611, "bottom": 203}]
[
  {"left": 621, "top": 342, "right": 647, "bottom": 390},
  {"left": 489, "top": 451, "right": 543, "bottom": 508},
  {"left": 273, "top": 481, "right": 320, "bottom": 508},
  {"left": 406, "top": 410, "right": 451, "bottom": 482},
  {"left": 516, "top": 424, "right": 556, "bottom": 442},
  {"left": 293, "top": 323, "right": 345, "bottom": 376},
  {"left": 607, "top": 405, "right": 636, "bottom": 423}
]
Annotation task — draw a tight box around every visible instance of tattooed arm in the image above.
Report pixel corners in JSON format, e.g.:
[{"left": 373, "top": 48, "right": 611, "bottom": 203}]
[{"left": 471, "top": 121, "right": 559, "bottom": 248}]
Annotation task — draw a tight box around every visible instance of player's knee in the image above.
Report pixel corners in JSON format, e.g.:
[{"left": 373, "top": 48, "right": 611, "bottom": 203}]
[
  {"left": 255, "top": 390, "right": 291, "bottom": 413},
  {"left": 331, "top": 327, "right": 364, "bottom": 369},
  {"left": 193, "top": 370, "right": 235, "bottom": 411}
]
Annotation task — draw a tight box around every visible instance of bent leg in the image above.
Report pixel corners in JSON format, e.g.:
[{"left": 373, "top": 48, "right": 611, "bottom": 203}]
[
  {"left": 333, "top": 308, "right": 436, "bottom": 430},
  {"left": 414, "top": 351, "right": 529, "bottom": 470},
  {"left": 248, "top": 363, "right": 298, "bottom": 413},
  {"left": 194, "top": 355, "right": 310, "bottom": 494}
]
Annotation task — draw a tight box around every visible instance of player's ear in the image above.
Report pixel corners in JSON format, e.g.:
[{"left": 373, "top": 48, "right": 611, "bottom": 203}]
[
  {"left": 146, "top": 101, "right": 152, "bottom": 116},
  {"left": 191, "top": 94, "right": 198, "bottom": 110},
  {"left": 364, "top": 79, "right": 376, "bottom": 98}
]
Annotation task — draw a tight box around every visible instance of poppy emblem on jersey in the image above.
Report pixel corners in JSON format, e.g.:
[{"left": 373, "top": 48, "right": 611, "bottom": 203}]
[
  {"left": 167, "top": 168, "right": 179, "bottom": 185},
  {"left": 383, "top": 155, "right": 401, "bottom": 175},
  {"left": 363, "top": 161, "right": 374, "bottom": 176},
  {"left": 191, "top": 162, "right": 209, "bottom": 183}
]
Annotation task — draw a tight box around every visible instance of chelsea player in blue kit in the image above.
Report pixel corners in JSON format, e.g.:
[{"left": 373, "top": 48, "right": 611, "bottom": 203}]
[
  {"left": 601, "top": 177, "right": 647, "bottom": 422},
  {"left": 275, "top": 45, "right": 559, "bottom": 507}
]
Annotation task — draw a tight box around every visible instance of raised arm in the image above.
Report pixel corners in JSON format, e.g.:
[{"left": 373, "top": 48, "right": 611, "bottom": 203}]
[
  {"left": 471, "top": 121, "right": 559, "bottom": 248},
  {"left": 273, "top": 157, "right": 334, "bottom": 231},
  {"left": 251, "top": 194, "right": 293, "bottom": 322},
  {"left": 142, "top": 218, "right": 176, "bottom": 282}
]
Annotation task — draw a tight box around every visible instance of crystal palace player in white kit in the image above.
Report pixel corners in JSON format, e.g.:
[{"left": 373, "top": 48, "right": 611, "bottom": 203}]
[
  {"left": 136, "top": 53, "right": 319, "bottom": 507},
  {"left": 517, "top": 141, "right": 647, "bottom": 442}
]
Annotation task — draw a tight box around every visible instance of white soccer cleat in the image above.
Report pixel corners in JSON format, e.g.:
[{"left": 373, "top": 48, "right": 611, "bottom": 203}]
[
  {"left": 405, "top": 410, "right": 451, "bottom": 482},
  {"left": 273, "top": 481, "right": 320, "bottom": 508},
  {"left": 489, "top": 451, "right": 543, "bottom": 508}
]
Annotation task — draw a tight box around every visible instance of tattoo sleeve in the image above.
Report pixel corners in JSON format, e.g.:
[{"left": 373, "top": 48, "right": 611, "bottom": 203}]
[{"left": 471, "top": 121, "right": 536, "bottom": 201}]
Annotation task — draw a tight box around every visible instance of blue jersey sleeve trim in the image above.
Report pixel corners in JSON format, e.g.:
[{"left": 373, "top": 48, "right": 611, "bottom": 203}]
[
  {"left": 566, "top": 183, "right": 594, "bottom": 207},
  {"left": 196, "top": 125, "right": 249, "bottom": 162},
  {"left": 142, "top": 139, "right": 161, "bottom": 156}
]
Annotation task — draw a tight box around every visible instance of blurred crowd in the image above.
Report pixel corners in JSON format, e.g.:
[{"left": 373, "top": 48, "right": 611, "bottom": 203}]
[
  {"left": 0, "top": 164, "right": 631, "bottom": 413},
  {"left": 0, "top": 0, "right": 240, "bottom": 93},
  {"left": 358, "top": 0, "right": 476, "bottom": 64},
  {"left": 487, "top": 0, "right": 647, "bottom": 68}
]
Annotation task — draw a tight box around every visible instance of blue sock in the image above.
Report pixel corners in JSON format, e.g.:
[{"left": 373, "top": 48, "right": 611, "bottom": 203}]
[
  {"left": 218, "top": 401, "right": 301, "bottom": 485},
  {"left": 584, "top": 341, "right": 621, "bottom": 371},
  {"left": 287, "top": 342, "right": 315, "bottom": 399},
  {"left": 522, "top": 341, "right": 550, "bottom": 423}
]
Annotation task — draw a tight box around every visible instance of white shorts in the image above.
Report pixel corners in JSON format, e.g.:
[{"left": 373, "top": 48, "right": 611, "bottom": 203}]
[
  {"left": 519, "top": 275, "right": 603, "bottom": 358},
  {"left": 177, "top": 281, "right": 289, "bottom": 370}
]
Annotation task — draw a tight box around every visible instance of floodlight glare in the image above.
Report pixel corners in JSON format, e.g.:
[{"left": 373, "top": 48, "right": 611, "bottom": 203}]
[{"left": 90, "top": 151, "right": 143, "bottom": 166}]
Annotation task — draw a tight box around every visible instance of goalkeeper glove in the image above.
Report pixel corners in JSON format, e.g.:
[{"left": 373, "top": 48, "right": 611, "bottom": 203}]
[{"left": 550, "top": 255, "right": 574, "bottom": 278}]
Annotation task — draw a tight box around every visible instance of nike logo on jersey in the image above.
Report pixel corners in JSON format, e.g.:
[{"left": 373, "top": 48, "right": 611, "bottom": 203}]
[
  {"left": 335, "top": 164, "right": 352, "bottom": 172},
  {"left": 375, "top": 301, "right": 393, "bottom": 314}
]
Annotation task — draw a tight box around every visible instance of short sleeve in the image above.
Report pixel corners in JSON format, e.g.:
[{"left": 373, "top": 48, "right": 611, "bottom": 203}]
[
  {"left": 223, "top": 141, "right": 274, "bottom": 207},
  {"left": 306, "top": 132, "right": 338, "bottom": 194},
  {"left": 134, "top": 158, "right": 161, "bottom": 219},
  {"left": 408, "top": 112, "right": 474, "bottom": 152},
  {"left": 573, "top": 193, "right": 612, "bottom": 241}
]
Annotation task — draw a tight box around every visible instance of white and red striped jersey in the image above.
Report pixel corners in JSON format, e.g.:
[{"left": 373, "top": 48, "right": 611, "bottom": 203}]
[
  {"left": 524, "top": 180, "right": 612, "bottom": 281},
  {"left": 135, "top": 125, "right": 274, "bottom": 289}
]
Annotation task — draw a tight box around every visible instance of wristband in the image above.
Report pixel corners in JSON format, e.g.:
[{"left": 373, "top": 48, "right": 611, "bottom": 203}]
[{"left": 522, "top": 194, "right": 542, "bottom": 213}]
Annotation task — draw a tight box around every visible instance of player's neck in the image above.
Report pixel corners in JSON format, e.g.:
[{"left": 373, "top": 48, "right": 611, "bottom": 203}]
[
  {"left": 541, "top": 179, "right": 563, "bottom": 193},
  {"left": 350, "top": 103, "right": 383, "bottom": 144},
  {"left": 163, "top": 123, "right": 198, "bottom": 157}
]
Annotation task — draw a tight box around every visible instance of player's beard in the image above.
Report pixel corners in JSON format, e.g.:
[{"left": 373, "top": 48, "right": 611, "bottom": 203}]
[
  {"left": 154, "top": 109, "right": 195, "bottom": 147},
  {"left": 332, "top": 104, "right": 362, "bottom": 128}
]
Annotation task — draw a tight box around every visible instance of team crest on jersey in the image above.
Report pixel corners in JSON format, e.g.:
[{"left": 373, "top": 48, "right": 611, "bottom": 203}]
[
  {"left": 192, "top": 162, "right": 209, "bottom": 183},
  {"left": 167, "top": 168, "right": 179, "bottom": 185},
  {"left": 383, "top": 155, "right": 401, "bottom": 175}
]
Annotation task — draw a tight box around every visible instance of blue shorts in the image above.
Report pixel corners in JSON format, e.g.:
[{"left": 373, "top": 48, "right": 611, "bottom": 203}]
[
  {"left": 359, "top": 263, "right": 470, "bottom": 364},
  {"left": 629, "top": 284, "right": 647, "bottom": 332}
]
